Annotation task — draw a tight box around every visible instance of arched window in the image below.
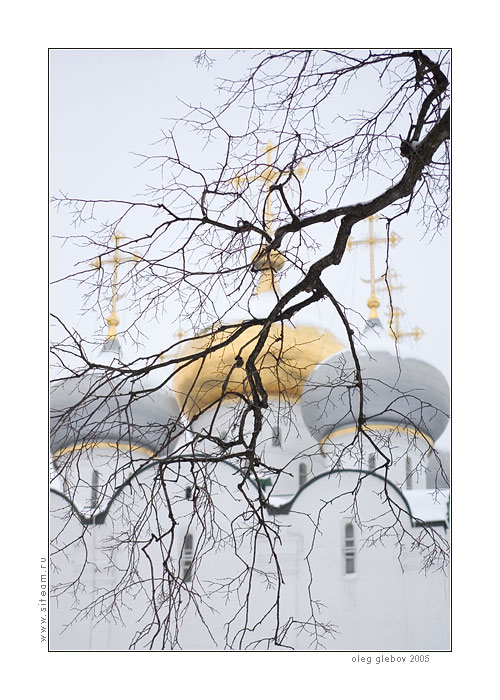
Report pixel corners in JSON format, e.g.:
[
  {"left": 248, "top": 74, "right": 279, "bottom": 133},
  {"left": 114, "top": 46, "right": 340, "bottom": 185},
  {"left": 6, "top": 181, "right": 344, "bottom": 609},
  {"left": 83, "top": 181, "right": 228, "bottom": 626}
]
[
  {"left": 182, "top": 533, "right": 194, "bottom": 582},
  {"left": 299, "top": 462, "right": 308, "bottom": 487},
  {"left": 343, "top": 522, "right": 356, "bottom": 574}
]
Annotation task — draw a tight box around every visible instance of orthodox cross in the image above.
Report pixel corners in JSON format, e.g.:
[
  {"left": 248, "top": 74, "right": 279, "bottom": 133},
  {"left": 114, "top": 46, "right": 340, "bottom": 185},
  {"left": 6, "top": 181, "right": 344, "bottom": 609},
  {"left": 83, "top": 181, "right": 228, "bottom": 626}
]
[
  {"left": 232, "top": 141, "right": 307, "bottom": 295},
  {"left": 347, "top": 215, "right": 401, "bottom": 319},
  {"left": 386, "top": 306, "right": 424, "bottom": 343},
  {"left": 233, "top": 141, "right": 307, "bottom": 235},
  {"left": 376, "top": 267, "right": 424, "bottom": 343},
  {"left": 92, "top": 231, "right": 141, "bottom": 339}
]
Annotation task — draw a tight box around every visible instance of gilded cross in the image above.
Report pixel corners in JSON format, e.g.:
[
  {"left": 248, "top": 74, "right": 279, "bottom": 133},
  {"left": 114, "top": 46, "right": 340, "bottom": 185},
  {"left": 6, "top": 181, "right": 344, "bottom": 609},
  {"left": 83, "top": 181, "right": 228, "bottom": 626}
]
[
  {"left": 232, "top": 141, "right": 307, "bottom": 236},
  {"left": 232, "top": 142, "right": 307, "bottom": 296},
  {"left": 92, "top": 231, "right": 141, "bottom": 339},
  {"left": 347, "top": 216, "right": 401, "bottom": 319},
  {"left": 386, "top": 305, "right": 424, "bottom": 343},
  {"left": 376, "top": 267, "right": 424, "bottom": 343}
]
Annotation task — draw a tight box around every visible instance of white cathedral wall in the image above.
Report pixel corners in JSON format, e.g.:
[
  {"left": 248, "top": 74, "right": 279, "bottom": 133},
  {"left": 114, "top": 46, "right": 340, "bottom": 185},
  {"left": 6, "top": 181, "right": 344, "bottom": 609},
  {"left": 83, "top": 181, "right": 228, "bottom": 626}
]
[
  {"left": 49, "top": 433, "right": 449, "bottom": 650},
  {"left": 141, "top": 462, "right": 449, "bottom": 650},
  {"left": 50, "top": 488, "right": 162, "bottom": 650},
  {"left": 50, "top": 490, "right": 143, "bottom": 650},
  {"left": 50, "top": 453, "right": 278, "bottom": 650},
  {"left": 277, "top": 470, "right": 449, "bottom": 650},
  {"left": 49, "top": 445, "right": 187, "bottom": 651}
]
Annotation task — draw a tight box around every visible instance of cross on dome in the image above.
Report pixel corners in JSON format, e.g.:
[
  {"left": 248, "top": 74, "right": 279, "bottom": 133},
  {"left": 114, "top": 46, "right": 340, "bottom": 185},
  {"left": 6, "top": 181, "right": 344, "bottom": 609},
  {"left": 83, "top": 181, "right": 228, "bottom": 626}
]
[
  {"left": 376, "top": 267, "right": 424, "bottom": 343},
  {"left": 387, "top": 305, "right": 424, "bottom": 343},
  {"left": 92, "top": 230, "right": 142, "bottom": 339},
  {"left": 347, "top": 215, "right": 401, "bottom": 319},
  {"left": 232, "top": 141, "right": 307, "bottom": 297}
]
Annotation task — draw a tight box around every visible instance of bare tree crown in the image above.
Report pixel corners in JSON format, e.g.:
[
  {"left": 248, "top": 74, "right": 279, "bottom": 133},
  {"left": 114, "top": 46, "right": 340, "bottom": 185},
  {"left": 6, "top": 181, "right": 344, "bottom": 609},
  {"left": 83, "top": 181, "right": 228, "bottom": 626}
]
[{"left": 50, "top": 49, "right": 450, "bottom": 650}]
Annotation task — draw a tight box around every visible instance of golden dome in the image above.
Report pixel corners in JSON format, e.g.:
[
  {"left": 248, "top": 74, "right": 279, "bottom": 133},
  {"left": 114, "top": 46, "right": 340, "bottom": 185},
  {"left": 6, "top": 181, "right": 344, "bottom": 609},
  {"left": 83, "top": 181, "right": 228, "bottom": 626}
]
[{"left": 173, "top": 321, "right": 344, "bottom": 417}]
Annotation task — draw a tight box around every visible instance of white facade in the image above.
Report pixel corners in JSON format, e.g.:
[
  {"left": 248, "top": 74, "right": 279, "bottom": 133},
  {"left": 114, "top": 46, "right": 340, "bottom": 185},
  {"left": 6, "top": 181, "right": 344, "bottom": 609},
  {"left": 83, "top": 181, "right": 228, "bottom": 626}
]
[{"left": 50, "top": 291, "right": 450, "bottom": 650}]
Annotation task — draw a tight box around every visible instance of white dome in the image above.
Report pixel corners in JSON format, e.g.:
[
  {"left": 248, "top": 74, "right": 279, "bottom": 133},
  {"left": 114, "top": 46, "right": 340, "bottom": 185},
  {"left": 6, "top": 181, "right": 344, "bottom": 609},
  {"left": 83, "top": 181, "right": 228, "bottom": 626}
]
[
  {"left": 51, "top": 370, "right": 182, "bottom": 457},
  {"left": 301, "top": 319, "right": 450, "bottom": 443}
]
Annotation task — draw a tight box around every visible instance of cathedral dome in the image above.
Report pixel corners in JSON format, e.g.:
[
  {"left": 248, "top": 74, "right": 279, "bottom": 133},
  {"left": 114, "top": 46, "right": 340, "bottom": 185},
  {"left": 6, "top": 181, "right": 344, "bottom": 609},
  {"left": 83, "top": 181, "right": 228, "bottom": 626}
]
[
  {"left": 172, "top": 246, "right": 343, "bottom": 417},
  {"left": 173, "top": 322, "right": 343, "bottom": 417},
  {"left": 51, "top": 370, "right": 181, "bottom": 457},
  {"left": 301, "top": 319, "right": 450, "bottom": 444}
]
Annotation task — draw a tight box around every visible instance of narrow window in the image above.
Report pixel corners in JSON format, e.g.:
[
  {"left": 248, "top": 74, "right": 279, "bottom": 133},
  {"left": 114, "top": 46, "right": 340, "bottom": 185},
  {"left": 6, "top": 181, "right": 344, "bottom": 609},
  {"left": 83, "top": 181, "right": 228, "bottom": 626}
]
[
  {"left": 89, "top": 468, "right": 100, "bottom": 509},
  {"left": 368, "top": 453, "right": 376, "bottom": 471},
  {"left": 299, "top": 462, "right": 308, "bottom": 487},
  {"left": 182, "top": 533, "right": 194, "bottom": 582},
  {"left": 271, "top": 425, "right": 281, "bottom": 447},
  {"left": 405, "top": 455, "right": 412, "bottom": 489},
  {"left": 344, "top": 522, "right": 356, "bottom": 574},
  {"left": 185, "top": 486, "right": 192, "bottom": 500}
]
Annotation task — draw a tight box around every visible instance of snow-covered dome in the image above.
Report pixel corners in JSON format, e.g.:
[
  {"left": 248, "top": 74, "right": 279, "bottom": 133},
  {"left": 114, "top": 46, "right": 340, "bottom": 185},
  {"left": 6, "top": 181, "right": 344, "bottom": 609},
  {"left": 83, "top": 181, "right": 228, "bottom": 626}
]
[
  {"left": 51, "top": 366, "right": 182, "bottom": 457},
  {"left": 301, "top": 319, "right": 450, "bottom": 444}
]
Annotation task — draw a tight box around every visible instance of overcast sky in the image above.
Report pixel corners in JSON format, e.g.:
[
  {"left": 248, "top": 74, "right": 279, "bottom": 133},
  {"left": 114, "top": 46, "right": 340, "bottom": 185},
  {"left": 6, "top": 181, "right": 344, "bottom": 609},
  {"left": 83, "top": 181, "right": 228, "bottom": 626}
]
[{"left": 50, "top": 49, "right": 451, "bottom": 448}]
